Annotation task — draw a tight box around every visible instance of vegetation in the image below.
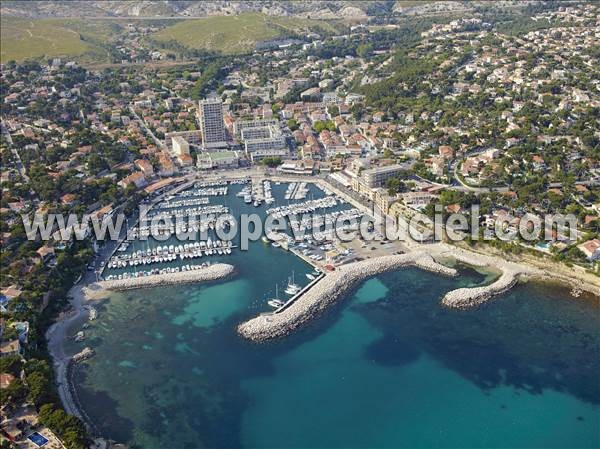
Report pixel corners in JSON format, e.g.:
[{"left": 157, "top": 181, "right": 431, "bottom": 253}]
[
  {"left": 260, "top": 156, "right": 283, "bottom": 167},
  {"left": 152, "top": 12, "right": 339, "bottom": 55},
  {"left": 0, "top": 17, "right": 92, "bottom": 63}
]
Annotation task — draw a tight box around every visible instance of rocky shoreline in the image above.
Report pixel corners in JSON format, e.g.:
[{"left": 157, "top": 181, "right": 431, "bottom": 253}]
[
  {"left": 97, "top": 263, "right": 235, "bottom": 291},
  {"left": 238, "top": 252, "right": 456, "bottom": 342}
]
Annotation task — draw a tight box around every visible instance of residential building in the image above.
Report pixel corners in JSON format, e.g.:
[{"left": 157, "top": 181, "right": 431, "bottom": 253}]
[
  {"left": 134, "top": 159, "right": 154, "bottom": 177},
  {"left": 164, "top": 130, "right": 202, "bottom": 150},
  {"left": 172, "top": 136, "right": 190, "bottom": 157},
  {"left": 239, "top": 123, "right": 287, "bottom": 161},
  {"left": 198, "top": 99, "right": 227, "bottom": 149},
  {"left": 577, "top": 238, "right": 600, "bottom": 261},
  {"left": 118, "top": 172, "right": 148, "bottom": 189}
]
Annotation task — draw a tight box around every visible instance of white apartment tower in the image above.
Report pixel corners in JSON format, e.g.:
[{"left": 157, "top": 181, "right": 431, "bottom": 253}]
[{"left": 198, "top": 98, "right": 227, "bottom": 149}]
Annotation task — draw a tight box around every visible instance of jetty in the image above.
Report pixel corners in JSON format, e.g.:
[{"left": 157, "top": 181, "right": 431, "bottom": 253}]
[
  {"left": 97, "top": 263, "right": 235, "bottom": 291},
  {"left": 238, "top": 253, "right": 456, "bottom": 342},
  {"left": 442, "top": 267, "right": 520, "bottom": 308}
]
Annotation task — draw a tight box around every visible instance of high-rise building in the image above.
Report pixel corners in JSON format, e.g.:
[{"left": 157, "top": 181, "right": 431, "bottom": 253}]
[{"left": 198, "top": 99, "right": 227, "bottom": 149}]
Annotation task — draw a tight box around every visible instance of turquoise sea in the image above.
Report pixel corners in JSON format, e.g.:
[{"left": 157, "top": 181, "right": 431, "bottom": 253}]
[{"left": 67, "top": 183, "right": 600, "bottom": 449}]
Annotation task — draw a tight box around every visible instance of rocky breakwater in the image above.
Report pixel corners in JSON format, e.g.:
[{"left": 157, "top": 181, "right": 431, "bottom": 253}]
[
  {"left": 238, "top": 253, "right": 456, "bottom": 342},
  {"left": 97, "top": 263, "right": 235, "bottom": 291},
  {"left": 442, "top": 266, "right": 520, "bottom": 309}
]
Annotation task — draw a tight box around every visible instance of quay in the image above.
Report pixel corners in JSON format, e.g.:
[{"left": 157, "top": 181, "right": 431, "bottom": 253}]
[
  {"left": 238, "top": 253, "right": 456, "bottom": 342},
  {"left": 97, "top": 263, "right": 235, "bottom": 291}
]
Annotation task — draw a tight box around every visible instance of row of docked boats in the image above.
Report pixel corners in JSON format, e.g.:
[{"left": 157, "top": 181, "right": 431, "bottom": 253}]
[
  {"left": 107, "top": 240, "right": 234, "bottom": 269},
  {"left": 147, "top": 204, "right": 229, "bottom": 219},
  {"left": 263, "top": 180, "right": 275, "bottom": 205},
  {"left": 284, "top": 182, "right": 309, "bottom": 200},
  {"left": 236, "top": 185, "right": 253, "bottom": 204},
  {"left": 104, "top": 262, "right": 212, "bottom": 281},
  {"left": 128, "top": 216, "right": 234, "bottom": 239},
  {"left": 155, "top": 196, "right": 210, "bottom": 210},
  {"left": 177, "top": 186, "right": 228, "bottom": 198},
  {"left": 289, "top": 208, "right": 363, "bottom": 230},
  {"left": 265, "top": 196, "right": 339, "bottom": 218}
]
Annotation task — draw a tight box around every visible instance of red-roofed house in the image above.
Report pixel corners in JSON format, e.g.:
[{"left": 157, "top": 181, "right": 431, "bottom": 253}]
[{"left": 577, "top": 239, "right": 600, "bottom": 261}]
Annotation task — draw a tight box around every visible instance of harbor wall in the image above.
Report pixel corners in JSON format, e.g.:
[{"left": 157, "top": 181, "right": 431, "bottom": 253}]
[
  {"left": 238, "top": 253, "right": 456, "bottom": 342},
  {"left": 97, "top": 263, "right": 235, "bottom": 291}
]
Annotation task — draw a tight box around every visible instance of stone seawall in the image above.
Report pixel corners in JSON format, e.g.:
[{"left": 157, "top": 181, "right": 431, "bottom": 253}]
[
  {"left": 97, "top": 263, "right": 235, "bottom": 291},
  {"left": 238, "top": 253, "right": 456, "bottom": 342},
  {"left": 441, "top": 268, "right": 520, "bottom": 309}
]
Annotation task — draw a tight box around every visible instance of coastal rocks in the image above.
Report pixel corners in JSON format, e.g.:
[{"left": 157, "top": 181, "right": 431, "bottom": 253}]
[
  {"left": 72, "top": 347, "right": 95, "bottom": 363},
  {"left": 238, "top": 253, "right": 456, "bottom": 342},
  {"left": 442, "top": 268, "right": 520, "bottom": 309},
  {"left": 97, "top": 263, "right": 235, "bottom": 291}
]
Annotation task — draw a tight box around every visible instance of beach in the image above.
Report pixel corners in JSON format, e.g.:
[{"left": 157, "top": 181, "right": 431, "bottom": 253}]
[{"left": 45, "top": 262, "right": 236, "bottom": 434}]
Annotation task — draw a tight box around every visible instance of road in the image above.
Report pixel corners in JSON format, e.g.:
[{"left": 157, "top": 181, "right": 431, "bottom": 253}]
[
  {"left": 1, "top": 120, "right": 29, "bottom": 182},
  {"left": 129, "top": 105, "right": 167, "bottom": 151}
]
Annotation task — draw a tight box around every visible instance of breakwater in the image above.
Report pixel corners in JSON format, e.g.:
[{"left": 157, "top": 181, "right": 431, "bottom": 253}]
[
  {"left": 97, "top": 263, "right": 235, "bottom": 291},
  {"left": 442, "top": 268, "right": 520, "bottom": 309},
  {"left": 238, "top": 253, "right": 456, "bottom": 342}
]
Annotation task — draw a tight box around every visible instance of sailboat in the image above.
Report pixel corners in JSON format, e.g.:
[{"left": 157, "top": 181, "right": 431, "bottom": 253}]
[
  {"left": 267, "top": 284, "right": 285, "bottom": 308},
  {"left": 284, "top": 271, "right": 301, "bottom": 295}
]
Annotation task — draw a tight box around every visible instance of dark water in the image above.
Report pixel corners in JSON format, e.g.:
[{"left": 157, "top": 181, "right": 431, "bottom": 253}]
[{"left": 69, "top": 184, "right": 600, "bottom": 449}]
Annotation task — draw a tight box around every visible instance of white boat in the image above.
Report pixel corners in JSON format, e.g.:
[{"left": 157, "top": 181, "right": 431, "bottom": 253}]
[
  {"left": 284, "top": 272, "right": 301, "bottom": 295},
  {"left": 268, "top": 299, "right": 285, "bottom": 308},
  {"left": 306, "top": 273, "right": 315, "bottom": 280},
  {"left": 267, "top": 285, "right": 284, "bottom": 308}
]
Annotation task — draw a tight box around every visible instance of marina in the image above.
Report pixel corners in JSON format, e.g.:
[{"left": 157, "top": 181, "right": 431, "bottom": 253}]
[{"left": 57, "top": 177, "right": 600, "bottom": 449}]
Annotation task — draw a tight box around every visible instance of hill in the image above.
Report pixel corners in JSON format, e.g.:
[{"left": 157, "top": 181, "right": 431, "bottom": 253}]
[
  {"left": 0, "top": 17, "right": 92, "bottom": 63},
  {"left": 0, "top": 16, "right": 125, "bottom": 63},
  {"left": 151, "top": 13, "right": 340, "bottom": 55},
  {"left": 0, "top": 1, "right": 390, "bottom": 19}
]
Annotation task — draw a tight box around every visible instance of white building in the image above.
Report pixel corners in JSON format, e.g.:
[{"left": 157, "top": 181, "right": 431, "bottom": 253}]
[
  {"left": 240, "top": 124, "right": 287, "bottom": 161},
  {"left": 172, "top": 136, "right": 190, "bottom": 156}
]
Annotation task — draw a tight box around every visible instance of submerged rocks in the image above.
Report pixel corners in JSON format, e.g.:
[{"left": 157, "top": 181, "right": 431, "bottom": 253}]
[
  {"left": 238, "top": 253, "right": 456, "bottom": 342},
  {"left": 97, "top": 263, "right": 235, "bottom": 291}
]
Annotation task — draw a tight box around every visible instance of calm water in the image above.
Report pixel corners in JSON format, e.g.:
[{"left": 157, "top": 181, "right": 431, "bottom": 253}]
[{"left": 69, "top": 184, "right": 600, "bottom": 449}]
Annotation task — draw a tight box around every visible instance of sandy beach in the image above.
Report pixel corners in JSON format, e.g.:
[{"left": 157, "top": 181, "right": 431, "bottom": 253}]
[{"left": 45, "top": 262, "right": 236, "bottom": 434}]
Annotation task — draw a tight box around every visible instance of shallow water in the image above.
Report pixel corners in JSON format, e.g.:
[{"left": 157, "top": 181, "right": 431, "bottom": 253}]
[{"left": 69, "top": 183, "right": 600, "bottom": 448}]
